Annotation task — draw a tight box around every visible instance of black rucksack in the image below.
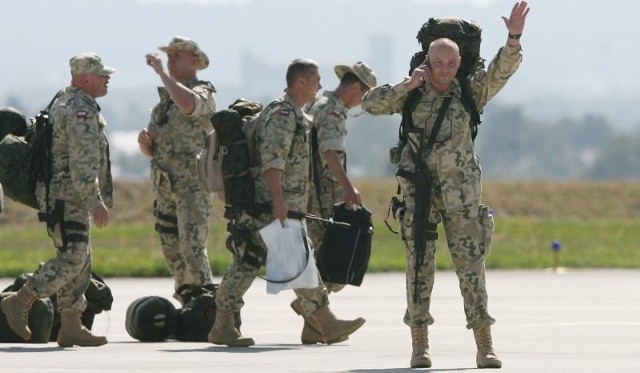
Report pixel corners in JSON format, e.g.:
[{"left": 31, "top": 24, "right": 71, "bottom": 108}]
[
  {"left": 125, "top": 287, "right": 241, "bottom": 342},
  {"left": 402, "top": 17, "right": 484, "bottom": 143},
  {"left": 197, "top": 98, "right": 263, "bottom": 206},
  {"left": 174, "top": 291, "right": 217, "bottom": 342}
]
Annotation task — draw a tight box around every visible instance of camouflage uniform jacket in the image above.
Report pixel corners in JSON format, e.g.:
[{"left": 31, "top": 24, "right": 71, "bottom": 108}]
[
  {"left": 43, "top": 85, "right": 113, "bottom": 210},
  {"left": 254, "top": 93, "right": 309, "bottom": 212},
  {"left": 362, "top": 44, "right": 522, "bottom": 209},
  {"left": 308, "top": 90, "right": 348, "bottom": 182},
  {"left": 148, "top": 77, "right": 216, "bottom": 189}
]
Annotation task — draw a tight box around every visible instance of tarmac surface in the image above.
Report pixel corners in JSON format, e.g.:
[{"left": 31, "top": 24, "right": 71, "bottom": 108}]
[{"left": 1, "top": 269, "right": 639, "bottom": 372}]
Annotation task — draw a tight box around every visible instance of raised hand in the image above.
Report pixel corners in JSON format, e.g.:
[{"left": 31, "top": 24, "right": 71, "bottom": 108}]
[{"left": 502, "top": 1, "right": 530, "bottom": 36}]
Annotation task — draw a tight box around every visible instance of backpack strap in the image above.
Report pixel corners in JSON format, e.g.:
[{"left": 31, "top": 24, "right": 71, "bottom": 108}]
[
  {"left": 310, "top": 127, "right": 324, "bottom": 214},
  {"left": 458, "top": 78, "right": 481, "bottom": 141},
  {"left": 399, "top": 88, "right": 423, "bottom": 143},
  {"left": 36, "top": 90, "right": 64, "bottom": 226}
]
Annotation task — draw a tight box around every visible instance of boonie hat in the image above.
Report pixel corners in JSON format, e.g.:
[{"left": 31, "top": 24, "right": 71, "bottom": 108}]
[
  {"left": 158, "top": 36, "right": 209, "bottom": 70},
  {"left": 334, "top": 61, "right": 377, "bottom": 89},
  {"left": 70, "top": 52, "right": 116, "bottom": 76}
]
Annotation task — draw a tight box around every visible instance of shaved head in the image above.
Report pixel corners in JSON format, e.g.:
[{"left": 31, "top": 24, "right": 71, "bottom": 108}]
[
  {"left": 427, "top": 38, "right": 460, "bottom": 57},
  {"left": 426, "top": 38, "right": 461, "bottom": 92}
]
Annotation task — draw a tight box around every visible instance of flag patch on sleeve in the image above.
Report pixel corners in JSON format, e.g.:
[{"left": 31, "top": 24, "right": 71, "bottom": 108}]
[
  {"left": 279, "top": 110, "right": 290, "bottom": 117},
  {"left": 331, "top": 110, "right": 342, "bottom": 118},
  {"left": 76, "top": 111, "right": 88, "bottom": 119}
]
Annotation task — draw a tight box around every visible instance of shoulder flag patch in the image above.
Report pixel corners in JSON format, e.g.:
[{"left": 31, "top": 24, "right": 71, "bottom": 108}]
[
  {"left": 76, "top": 111, "right": 88, "bottom": 119},
  {"left": 331, "top": 110, "right": 342, "bottom": 118},
  {"left": 278, "top": 110, "right": 291, "bottom": 117}
]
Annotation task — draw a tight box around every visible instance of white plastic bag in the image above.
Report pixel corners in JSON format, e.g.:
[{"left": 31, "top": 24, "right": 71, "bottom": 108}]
[{"left": 260, "top": 219, "right": 319, "bottom": 294}]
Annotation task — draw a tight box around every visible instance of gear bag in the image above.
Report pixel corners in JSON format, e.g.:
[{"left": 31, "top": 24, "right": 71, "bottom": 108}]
[
  {"left": 197, "top": 98, "right": 263, "bottom": 205},
  {"left": 174, "top": 291, "right": 217, "bottom": 342},
  {"left": 0, "top": 291, "right": 54, "bottom": 343},
  {"left": 0, "top": 106, "right": 29, "bottom": 140},
  {"left": 125, "top": 296, "right": 178, "bottom": 342},
  {"left": 2, "top": 271, "right": 113, "bottom": 342},
  {"left": 0, "top": 134, "right": 39, "bottom": 209},
  {"left": 0, "top": 92, "right": 63, "bottom": 210},
  {"left": 404, "top": 17, "right": 484, "bottom": 142},
  {"left": 416, "top": 17, "right": 483, "bottom": 79},
  {"left": 317, "top": 202, "right": 374, "bottom": 287}
]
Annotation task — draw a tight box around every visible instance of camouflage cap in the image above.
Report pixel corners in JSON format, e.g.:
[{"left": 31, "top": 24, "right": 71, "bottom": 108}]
[
  {"left": 69, "top": 52, "right": 116, "bottom": 76},
  {"left": 158, "top": 36, "right": 209, "bottom": 70},
  {"left": 334, "top": 61, "right": 377, "bottom": 89}
]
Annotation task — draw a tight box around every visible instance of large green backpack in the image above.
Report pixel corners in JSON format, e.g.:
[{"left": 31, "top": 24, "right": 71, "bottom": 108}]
[
  {"left": 403, "top": 17, "right": 484, "bottom": 142},
  {"left": 416, "top": 17, "right": 483, "bottom": 80},
  {"left": 0, "top": 106, "right": 38, "bottom": 209},
  {"left": 0, "top": 92, "right": 62, "bottom": 210},
  {"left": 0, "top": 134, "right": 39, "bottom": 209},
  {"left": 0, "top": 106, "right": 29, "bottom": 140}
]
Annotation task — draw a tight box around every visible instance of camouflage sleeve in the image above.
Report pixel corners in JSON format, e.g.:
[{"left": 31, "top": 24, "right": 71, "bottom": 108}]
[
  {"left": 315, "top": 107, "right": 346, "bottom": 154},
  {"left": 471, "top": 44, "right": 523, "bottom": 110},
  {"left": 361, "top": 80, "right": 410, "bottom": 116},
  {"left": 259, "top": 103, "right": 298, "bottom": 172},
  {"left": 187, "top": 82, "right": 216, "bottom": 117},
  {"left": 65, "top": 105, "right": 104, "bottom": 209}
]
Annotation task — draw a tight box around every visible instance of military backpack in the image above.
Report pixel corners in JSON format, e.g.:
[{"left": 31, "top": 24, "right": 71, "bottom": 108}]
[
  {"left": 197, "top": 98, "right": 264, "bottom": 205},
  {"left": 400, "top": 17, "right": 484, "bottom": 146},
  {"left": 0, "top": 92, "right": 62, "bottom": 211}
]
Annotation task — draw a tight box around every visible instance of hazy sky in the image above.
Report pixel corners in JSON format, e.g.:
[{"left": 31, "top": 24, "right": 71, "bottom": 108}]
[{"left": 2, "top": 0, "right": 640, "bottom": 129}]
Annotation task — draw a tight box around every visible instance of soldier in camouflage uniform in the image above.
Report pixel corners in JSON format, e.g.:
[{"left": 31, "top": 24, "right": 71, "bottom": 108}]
[
  {"left": 208, "top": 59, "right": 365, "bottom": 347},
  {"left": 138, "top": 36, "right": 217, "bottom": 304},
  {"left": 290, "top": 61, "right": 376, "bottom": 344},
  {"left": 1, "top": 53, "right": 115, "bottom": 347},
  {"left": 361, "top": 2, "right": 529, "bottom": 369}
]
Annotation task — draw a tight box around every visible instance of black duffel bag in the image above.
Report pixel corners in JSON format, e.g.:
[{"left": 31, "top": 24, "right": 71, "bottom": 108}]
[{"left": 317, "top": 202, "right": 374, "bottom": 286}]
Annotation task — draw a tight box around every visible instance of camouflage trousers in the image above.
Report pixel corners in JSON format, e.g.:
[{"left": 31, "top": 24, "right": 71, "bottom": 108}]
[
  {"left": 27, "top": 200, "right": 92, "bottom": 313},
  {"left": 307, "top": 175, "right": 346, "bottom": 293},
  {"left": 216, "top": 211, "right": 329, "bottom": 316},
  {"left": 153, "top": 172, "right": 214, "bottom": 291},
  {"left": 398, "top": 176, "right": 496, "bottom": 330}
]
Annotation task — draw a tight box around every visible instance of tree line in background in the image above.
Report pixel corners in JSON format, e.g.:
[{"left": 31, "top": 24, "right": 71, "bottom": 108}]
[
  {"left": 5, "top": 92, "right": 640, "bottom": 181},
  {"left": 343, "top": 103, "right": 640, "bottom": 180}
]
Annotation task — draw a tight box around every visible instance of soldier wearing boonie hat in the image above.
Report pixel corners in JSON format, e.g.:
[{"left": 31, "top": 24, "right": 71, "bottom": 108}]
[
  {"left": 138, "top": 36, "right": 218, "bottom": 308},
  {"left": 333, "top": 61, "right": 377, "bottom": 89},
  {"left": 1, "top": 51, "right": 115, "bottom": 347},
  {"left": 158, "top": 36, "right": 209, "bottom": 70}
]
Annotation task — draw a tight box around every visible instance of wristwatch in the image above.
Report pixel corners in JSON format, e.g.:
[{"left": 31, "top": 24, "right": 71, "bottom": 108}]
[{"left": 508, "top": 33, "right": 522, "bottom": 40}]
